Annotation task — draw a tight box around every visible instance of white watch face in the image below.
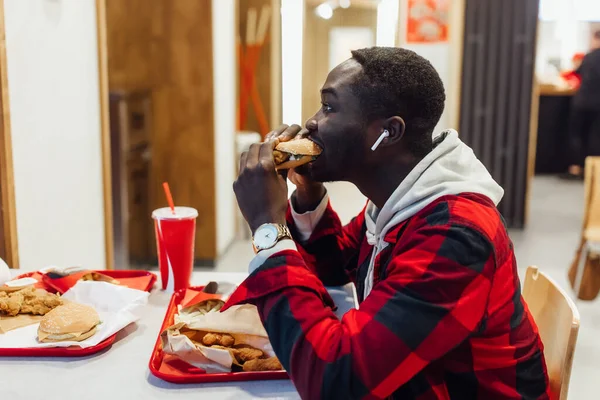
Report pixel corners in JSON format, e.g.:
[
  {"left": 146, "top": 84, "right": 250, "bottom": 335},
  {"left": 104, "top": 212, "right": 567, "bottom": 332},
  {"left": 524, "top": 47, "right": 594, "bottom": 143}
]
[{"left": 254, "top": 224, "right": 279, "bottom": 249}]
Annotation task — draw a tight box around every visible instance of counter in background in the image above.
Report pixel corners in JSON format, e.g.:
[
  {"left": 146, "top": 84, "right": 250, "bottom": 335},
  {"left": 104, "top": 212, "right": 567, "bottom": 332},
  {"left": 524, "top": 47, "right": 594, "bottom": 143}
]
[{"left": 535, "top": 84, "right": 577, "bottom": 175}]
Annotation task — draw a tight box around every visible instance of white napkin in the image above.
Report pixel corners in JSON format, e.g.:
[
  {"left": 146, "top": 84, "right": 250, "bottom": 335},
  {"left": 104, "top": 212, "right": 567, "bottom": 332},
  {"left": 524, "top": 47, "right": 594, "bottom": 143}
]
[
  {"left": 0, "top": 257, "right": 10, "bottom": 286},
  {"left": 0, "top": 281, "right": 149, "bottom": 348}
]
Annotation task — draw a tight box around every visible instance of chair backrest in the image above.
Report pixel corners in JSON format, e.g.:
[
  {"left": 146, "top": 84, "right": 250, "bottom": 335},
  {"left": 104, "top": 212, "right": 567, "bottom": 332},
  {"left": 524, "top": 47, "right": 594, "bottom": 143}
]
[
  {"left": 583, "top": 157, "right": 600, "bottom": 234},
  {"left": 522, "top": 266, "right": 580, "bottom": 399}
]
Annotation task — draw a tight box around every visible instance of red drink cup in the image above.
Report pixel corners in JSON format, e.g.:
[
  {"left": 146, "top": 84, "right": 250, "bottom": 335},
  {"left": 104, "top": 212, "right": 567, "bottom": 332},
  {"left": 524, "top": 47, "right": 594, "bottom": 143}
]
[{"left": 152, "top": 207, "right": 198, "bottom": 292}]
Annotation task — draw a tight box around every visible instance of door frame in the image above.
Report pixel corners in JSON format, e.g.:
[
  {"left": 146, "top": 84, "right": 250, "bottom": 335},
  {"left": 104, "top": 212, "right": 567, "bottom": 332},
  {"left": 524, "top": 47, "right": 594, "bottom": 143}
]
[
  {"left": 0, "top": 0, "right": 19, "bottom": 269},
  {"left": 96, "top": 0, "right": 114, "bottom": 269}
]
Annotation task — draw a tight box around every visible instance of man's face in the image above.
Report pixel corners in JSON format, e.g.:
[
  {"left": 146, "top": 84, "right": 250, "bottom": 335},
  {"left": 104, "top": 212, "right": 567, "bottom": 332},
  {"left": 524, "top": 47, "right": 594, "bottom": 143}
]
[{"left": 303, "top": 59, "right": 373, "bottom": 182}]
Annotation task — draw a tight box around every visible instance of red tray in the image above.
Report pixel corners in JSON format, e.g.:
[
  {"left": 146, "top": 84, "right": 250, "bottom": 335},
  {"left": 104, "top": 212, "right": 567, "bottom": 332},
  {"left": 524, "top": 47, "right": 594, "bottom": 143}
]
[
  {"left": 15, "top": 270, "right": 157, "bottom": 294},
  {"left": 149, "top": 286, "right": 289, "bottom": 384},
  {"left": 0, "top": 270, "right": 153, "bottom": 357},
  {"left": 0, "top": 334, "right": 116, "bottom": 357}
]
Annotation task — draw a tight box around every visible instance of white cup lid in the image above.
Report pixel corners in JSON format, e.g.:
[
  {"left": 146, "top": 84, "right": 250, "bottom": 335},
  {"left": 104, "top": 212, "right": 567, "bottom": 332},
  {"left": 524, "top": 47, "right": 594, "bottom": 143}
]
[{"left": 152, "top": 206, "right": 198, "bottom": 220}]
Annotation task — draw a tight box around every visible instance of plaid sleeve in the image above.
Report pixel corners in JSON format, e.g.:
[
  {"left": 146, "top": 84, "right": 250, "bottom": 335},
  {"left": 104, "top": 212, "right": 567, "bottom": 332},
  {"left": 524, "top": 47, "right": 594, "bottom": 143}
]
[
  {"left": 286, "top": 200, "right": 366, "bottom": 286},
  {"left": 223, "top": 219, "right": 494, "bottom": 399}
]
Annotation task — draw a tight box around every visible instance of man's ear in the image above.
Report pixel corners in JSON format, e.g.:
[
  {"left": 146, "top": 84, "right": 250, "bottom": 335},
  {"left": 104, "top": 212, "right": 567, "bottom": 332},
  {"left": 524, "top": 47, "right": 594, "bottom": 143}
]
[{"left": 382, "top": 116, "right": 406, "bottom": 146}]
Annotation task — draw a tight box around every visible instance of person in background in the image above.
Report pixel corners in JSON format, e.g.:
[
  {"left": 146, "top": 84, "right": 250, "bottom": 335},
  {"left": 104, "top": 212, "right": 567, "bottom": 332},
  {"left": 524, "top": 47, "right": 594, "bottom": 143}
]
[
  {"left": 562, "top": 31, "right": 600, "bottom": 179},
  {"left": 228, "top": 47, "right": 549, "bottom": 399},
  {"left": 560, "top": 53, "right": 585, "bottom": 88}
]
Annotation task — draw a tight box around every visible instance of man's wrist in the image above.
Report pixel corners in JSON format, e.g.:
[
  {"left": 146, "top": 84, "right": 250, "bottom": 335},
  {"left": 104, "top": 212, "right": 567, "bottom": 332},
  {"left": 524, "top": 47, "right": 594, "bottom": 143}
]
[
  {"left": 292, "top": 184, "right": 326, "bottom": 214},
  {"left": 248, "top": 216, "right": 287, "bottom": 236}
]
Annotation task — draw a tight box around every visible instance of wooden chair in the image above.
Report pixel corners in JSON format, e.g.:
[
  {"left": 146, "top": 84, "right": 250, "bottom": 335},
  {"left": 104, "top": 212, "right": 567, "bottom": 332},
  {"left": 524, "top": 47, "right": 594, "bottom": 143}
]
[
  {"left": 523, "top": 266, "right": 580, "bottom": 400},
  {"left": 570, "top": 157, "right": 600, "bottom": 299}
]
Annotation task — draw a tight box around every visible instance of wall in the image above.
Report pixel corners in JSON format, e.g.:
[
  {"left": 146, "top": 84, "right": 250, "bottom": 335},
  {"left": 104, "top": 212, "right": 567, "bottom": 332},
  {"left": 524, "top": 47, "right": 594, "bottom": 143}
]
[
  {"left": 397, "top": 0, "right": 453, "bottom": 133},
  {"left": 212, "top": 0, "right": 237, "bottom": 256},
  {"left": 4, "top": 0, "right": 106, "bottom": 270},
  {"left": 106, "top": 0, "right": 221, "bottom": 262},
  {"left": 302, "top": 6, "right": 378, "bottom": 122}
]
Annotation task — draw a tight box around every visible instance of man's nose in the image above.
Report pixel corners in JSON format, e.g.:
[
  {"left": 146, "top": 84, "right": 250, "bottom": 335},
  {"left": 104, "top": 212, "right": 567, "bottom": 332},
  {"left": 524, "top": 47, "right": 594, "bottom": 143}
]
[{"left": 305, "top": 119, "right": 317, "bottom": 131}]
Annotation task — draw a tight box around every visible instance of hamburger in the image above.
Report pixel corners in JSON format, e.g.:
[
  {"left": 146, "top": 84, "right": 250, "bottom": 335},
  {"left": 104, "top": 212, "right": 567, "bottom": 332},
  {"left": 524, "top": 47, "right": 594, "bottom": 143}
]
[
  {"left": 38, "top": 302, "right": 100, "bottom": 343},
  {"left": 273, "top": 138, "right": 322, "bottom": 170}
]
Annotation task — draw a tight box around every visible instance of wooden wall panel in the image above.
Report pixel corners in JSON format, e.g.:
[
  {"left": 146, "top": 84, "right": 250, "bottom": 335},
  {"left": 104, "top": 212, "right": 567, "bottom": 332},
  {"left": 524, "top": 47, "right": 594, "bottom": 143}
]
[{"left": 106, "top": 0, "right": 216, "bottom": 262}]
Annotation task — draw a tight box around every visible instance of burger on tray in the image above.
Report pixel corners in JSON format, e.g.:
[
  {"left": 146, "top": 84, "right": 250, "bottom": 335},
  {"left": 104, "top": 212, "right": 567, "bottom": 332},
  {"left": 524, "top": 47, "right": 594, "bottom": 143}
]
[{"left": 38, "top": 302, "right": 101, "bottom": 343}]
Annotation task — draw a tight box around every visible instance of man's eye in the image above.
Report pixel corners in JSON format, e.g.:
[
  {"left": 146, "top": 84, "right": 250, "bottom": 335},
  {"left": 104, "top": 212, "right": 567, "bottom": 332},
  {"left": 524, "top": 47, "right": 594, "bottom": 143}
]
[{"left": 321, "top": 103, "right": 333, "bottom": 113}]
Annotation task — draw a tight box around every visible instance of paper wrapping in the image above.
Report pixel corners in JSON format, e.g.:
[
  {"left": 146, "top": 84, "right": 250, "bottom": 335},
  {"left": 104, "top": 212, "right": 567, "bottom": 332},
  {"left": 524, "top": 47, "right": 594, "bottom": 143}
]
[
  {"left": 0, "top": 314, "right": 43, "bottom": 334},
  {"left": 161, "top": 301, "right": 274, "bottom": 373},
  {"left": 0, "top": 281, "right": 148, "bottom": 348},
  {"left": 161, "top": 283, "right": 359, "bottom": 373}
]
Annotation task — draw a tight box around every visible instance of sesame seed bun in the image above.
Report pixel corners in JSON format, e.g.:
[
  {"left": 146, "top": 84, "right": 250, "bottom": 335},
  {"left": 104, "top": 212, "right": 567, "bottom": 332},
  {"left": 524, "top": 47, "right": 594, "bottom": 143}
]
[
  {"left": 38, "top": 302, "right": 100, "bottom": 343},
  {"left": 273, "top": 139, "right": 322, "bottom": 170}
]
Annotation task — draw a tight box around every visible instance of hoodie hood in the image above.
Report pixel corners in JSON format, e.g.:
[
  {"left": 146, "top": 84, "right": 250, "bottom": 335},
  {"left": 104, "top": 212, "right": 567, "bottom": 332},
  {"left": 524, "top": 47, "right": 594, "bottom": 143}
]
[{"left": 364, "top": 129, "right": 504, "bottom": 243}]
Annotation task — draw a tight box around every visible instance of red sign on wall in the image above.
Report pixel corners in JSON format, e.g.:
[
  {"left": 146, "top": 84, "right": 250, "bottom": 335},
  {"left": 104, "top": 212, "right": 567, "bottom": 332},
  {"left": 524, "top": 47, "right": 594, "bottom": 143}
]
[{"left": 406, "top": 0, "right": 450, "bottom": 44}]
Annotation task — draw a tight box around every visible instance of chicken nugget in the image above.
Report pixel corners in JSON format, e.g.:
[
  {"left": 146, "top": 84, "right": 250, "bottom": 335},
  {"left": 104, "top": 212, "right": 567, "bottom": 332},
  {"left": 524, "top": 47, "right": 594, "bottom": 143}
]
[
  {"left": 232, "top": 344, "right": 264, "bottom": 363},
  {"left": 202, "top": 332, "right": 235, "bottom": 347},
  {"left": 242, "top": 356, "right": 283, "bottom": 372}
]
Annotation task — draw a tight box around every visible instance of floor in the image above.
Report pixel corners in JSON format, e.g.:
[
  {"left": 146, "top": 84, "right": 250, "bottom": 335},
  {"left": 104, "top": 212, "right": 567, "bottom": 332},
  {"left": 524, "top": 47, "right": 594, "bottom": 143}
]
[{"left": 216, "top": 176, "right": 598, "bottom": 399}]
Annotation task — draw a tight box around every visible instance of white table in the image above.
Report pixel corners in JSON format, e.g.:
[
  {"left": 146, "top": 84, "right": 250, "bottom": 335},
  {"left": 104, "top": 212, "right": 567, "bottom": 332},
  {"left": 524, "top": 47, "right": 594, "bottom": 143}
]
[{"left": 1, "top": 271, "right": 300, "bottom": 400}]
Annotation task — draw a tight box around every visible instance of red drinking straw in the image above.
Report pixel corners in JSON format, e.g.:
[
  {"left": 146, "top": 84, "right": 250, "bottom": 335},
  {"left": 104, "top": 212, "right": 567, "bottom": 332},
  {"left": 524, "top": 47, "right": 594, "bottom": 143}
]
[{"left": 162, "top": 182, "right": 175, "bottom": 215}]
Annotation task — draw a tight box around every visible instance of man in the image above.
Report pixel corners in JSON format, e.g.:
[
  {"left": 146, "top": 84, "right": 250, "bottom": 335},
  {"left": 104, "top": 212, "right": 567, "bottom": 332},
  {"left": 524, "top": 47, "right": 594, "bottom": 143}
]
[
  {"left": 563, "top": 31, "right": 600, "bottom": 179},
  {"left": 225, "top": 47, "right": 549, "bottom": 399}
]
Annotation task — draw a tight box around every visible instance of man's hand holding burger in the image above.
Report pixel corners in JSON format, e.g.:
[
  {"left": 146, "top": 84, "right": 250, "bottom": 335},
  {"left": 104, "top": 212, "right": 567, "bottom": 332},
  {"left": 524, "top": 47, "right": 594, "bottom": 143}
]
[
  {"left": 266, "top": 124, "right": 326, "bottom": 214},
  {"left": 234, "top": 140, "right": 289, "bottom": 234}
]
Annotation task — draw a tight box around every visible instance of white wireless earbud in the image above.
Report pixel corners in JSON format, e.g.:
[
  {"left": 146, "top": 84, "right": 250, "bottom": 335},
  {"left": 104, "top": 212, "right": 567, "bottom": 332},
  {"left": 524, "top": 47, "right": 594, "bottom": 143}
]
[{"left": 371, "top": 130, "right": 390, "bottom": 151}]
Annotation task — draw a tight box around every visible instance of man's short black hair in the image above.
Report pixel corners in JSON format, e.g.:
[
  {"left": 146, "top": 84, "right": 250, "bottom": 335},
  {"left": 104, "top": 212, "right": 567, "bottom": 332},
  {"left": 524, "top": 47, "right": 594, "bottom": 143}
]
[{"left": 350, "top": 47, "right": 446, "bottom": 157}]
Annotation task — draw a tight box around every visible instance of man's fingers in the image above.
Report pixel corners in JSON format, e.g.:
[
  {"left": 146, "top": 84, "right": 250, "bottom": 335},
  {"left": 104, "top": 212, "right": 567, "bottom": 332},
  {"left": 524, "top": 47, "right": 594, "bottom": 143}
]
[
  {"left": 246, "top": 143, "right": 261, "bottom": 168},
  {"left": 297, "top": 128, "right": 310, "bottom": 139},
  {"left": 259, "top": 141, "right": 277, "bottom": 169},
  {"left": 239, "top": 151, "right": 248, "bottom": 173},
  {"left": 278, "top": 168, "right": 288, "bottom": 180},
  {"left": 280, "top": 124, "right": 303, "bottom": 142},
  {"left": 265, "top": 124, "right": 289, "bottom": 141}
]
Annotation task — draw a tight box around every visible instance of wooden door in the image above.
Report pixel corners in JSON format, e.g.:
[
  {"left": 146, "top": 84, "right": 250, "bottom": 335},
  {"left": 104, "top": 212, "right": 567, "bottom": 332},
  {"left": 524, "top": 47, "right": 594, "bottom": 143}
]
[{"left": 105, "top": 0, "right": 218, "bottom": 265}]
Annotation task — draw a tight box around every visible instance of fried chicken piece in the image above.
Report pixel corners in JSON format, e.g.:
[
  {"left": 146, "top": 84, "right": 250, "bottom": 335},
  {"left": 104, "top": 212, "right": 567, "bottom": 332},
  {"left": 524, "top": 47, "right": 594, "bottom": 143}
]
[
  {"left": 202, "top": 332, "right": 235, "bottom": 347},
  {"left": 231, "top": 344, "right": 264, "bottom": 363},
  {"left": 0, "top": 288, "right": 62, "bottom": 316},
  {"left": 20, "top": 291, "right": 62, "bottom": 315},
  {"left": 0, "top": 291, "right": 24, "bottom": 316},
  {"left": 242, "top": 356, "right": 283, "bottom": 372},
  {"left": 208, "top": 344, "right": 264, "bottom": 365}
]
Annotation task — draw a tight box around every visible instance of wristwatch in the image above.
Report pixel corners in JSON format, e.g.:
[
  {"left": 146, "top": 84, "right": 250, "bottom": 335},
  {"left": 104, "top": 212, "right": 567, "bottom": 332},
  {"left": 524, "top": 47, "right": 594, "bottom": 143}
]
[{"left": 252, "top": 223, "right": 292, "bottom": 253}]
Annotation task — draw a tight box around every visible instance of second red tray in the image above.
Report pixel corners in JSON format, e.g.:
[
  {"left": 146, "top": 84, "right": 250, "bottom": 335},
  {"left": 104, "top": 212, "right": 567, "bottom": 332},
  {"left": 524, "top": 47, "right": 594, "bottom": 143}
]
[
  {"left": 15, "top": 270, "right": 157, "bottom": 294},
  {"left": 148, "top": 286, "right": 289, "bottom": 384}
]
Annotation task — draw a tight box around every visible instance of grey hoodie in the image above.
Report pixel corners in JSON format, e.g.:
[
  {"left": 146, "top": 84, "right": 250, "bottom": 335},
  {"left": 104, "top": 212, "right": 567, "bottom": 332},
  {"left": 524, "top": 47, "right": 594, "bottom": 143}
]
[{"left": 362, "top": 129, "right": 504, "bottom": 297}]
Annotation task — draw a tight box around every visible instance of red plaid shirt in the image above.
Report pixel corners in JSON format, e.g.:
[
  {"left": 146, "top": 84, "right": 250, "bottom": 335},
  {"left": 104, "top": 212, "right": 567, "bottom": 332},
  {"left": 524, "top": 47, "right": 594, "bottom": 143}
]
[{"left": 223, "top": 193, "right": 550, "bottom": 399}]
